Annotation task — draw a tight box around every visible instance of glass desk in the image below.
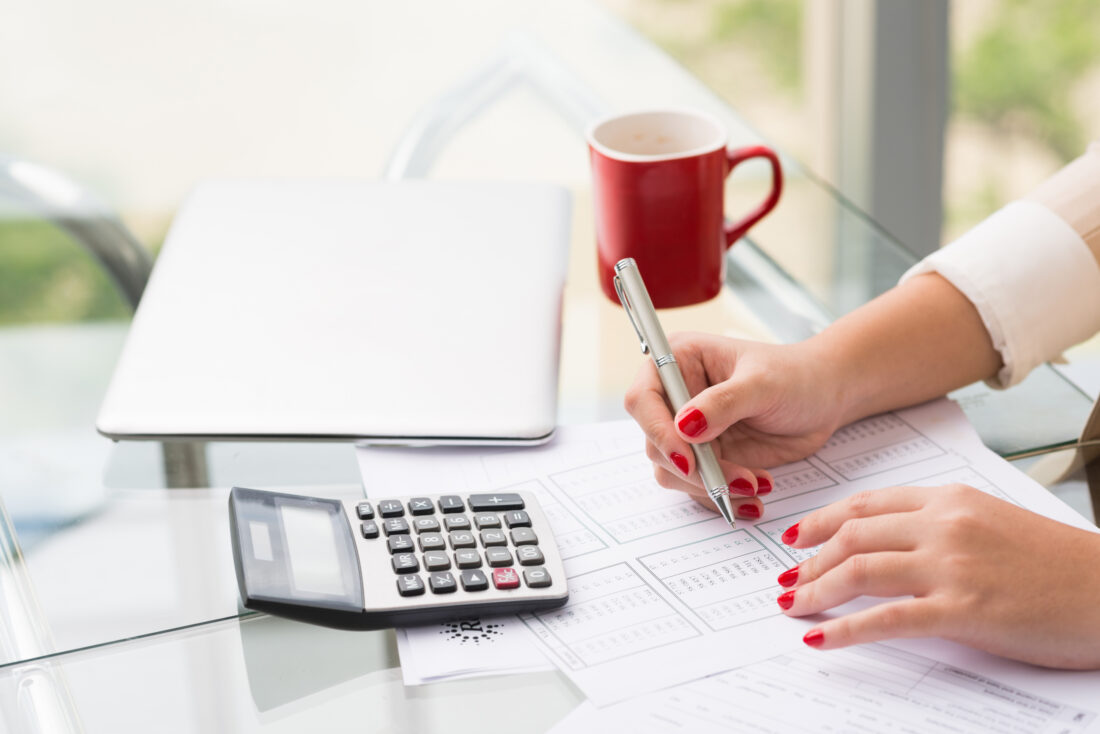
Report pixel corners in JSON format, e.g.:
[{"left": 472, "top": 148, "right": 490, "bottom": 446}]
[{"left": 0, "top": 1, "right": 1096, "bottom": 730}]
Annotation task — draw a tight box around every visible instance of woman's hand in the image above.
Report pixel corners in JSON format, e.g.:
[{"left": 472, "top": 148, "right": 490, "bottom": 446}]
[
  {"left": 623, "top": 332, "right": 846, "bottom": 518},
  {"left": 778, "top": 483, "right": 1100, "bottom": 669}
]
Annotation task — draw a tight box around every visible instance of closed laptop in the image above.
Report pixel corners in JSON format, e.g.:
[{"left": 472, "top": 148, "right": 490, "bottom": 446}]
[{"left": 97, "top": 179, "right": 571, "bottom": 444}]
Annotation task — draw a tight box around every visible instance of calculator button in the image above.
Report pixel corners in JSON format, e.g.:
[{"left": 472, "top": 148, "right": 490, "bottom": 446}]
[
  {"left": 448, "top": 531, "right": 476, "bottom": 549},
  {"left": 356, "top": 501, "right": 375, "bottom": 520},
  {"left": 485, "top": 547, "right": 513, "bottom": 567},
  {"left": 407, "top": 497, "right": 435, "bottom": 515},
  {"left": 418, "top": 533, "right": 446, "bottom": 552},
  {"left": 523, "top": 567, "right": 552, "bottom": 588},
  {"left": 454, "top": 549, "right": 482, "bottom": 569},
  {"left": 480, "top": 530, "right": 507, "bottom": 547},
  {"left": 468, "top": 493, "right": 525, "bottom": 511},
  {"left": 502, "top": 510, "right": 531, "bottom": 528},
  {"left": 429, "top": 572, "right": 457, "bottom": 594},
  {"left": 438, "top": 495, "right": 465, "bottom": 513},
  {"left": 515, "top": 546, "right": 544, "bottom": 566},
  {"left": 387, "top": 534, "right": 414, "bottom": 553},
  {"left": 510, "top": 528, "right": 538, "bottom": 546},
  {"left": 360, "top": 520, "right": 379, "bottom": 539},
  {"left": 460, "top": 570, "right": 489, "bottom": 591},
  {"left": 423, "top": 551, "right": 451, "bottom": 571},
  {"left": 473, "top": 514, "right": 500, "bottom": 529},
  {"left": 383, "top": 518, "right": 410, "bottom": 536},
  {"left": 413, "top": 517, "right": 441, "bottom": 533},
  {"left": 378, "top": 500, "right": 404, "bottom": 518},
  {"left": 396, "top": 574, "right": 425, "bottom": 596},
  {"left": 391, "top": 553, "right": 419, "bottom": 573},
  {"left": 444, "top": 515, "right": 471, "bottom": 531},
  {"left": 492, "top": 567, "right": 520, "bottom": 590}
]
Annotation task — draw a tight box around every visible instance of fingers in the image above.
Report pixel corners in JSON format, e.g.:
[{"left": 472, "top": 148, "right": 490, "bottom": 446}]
[
  {"left": 778, "top": 551, "right": 926, "bottom": 617},
  {"left": 652, "top": 466, "right": 765, "bottom": 522},
  {"left": 671, "top": 371, "right": 766, "bottom": 445},
  {"left": 785, "top": 487, "right": 926, "bottom": 548},
  {"left": 799, "top": 598, "right": 945, "bottom": 651},
  {"left": 795, "top": 514, "right": 919, "bottom": 584},
  {"left": 646, "top": 439, "right": 771, "bottom": 503},
  {"left": 626, "top": 365, "right": 697, "bottom": 476}
]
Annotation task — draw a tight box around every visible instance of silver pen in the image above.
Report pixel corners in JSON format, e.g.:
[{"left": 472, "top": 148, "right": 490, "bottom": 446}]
[{"left": 613, "top": 258, "right": 738, "bottom": 528}]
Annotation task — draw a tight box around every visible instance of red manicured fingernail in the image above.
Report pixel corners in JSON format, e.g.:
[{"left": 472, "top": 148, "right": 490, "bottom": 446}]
[
  {"left": 736, "top": 503, "right": 760, "bottom": 520},
  {"left": 729, "top": 477, "right": 756, "bottom": 497},
  {"left": 677, "top": 408, "right": 707, "bottom": 438},
  {"left": 669, "top": 452, "right": 689, "bottom": 476},
  {"left": 781, "top": 523, "right": 799, "bottom": 545},
  {"left": 777, "top": 566, "right": 799, "bottom": 587},
  {"left": 777, "top": 590, "right": 795, "bottom": 610},
  {"left": 755, "top": 476, "right": 772, "bottom": 495},
  {"left": 803, "top": 629, "right": 824, "bottom": 648}
]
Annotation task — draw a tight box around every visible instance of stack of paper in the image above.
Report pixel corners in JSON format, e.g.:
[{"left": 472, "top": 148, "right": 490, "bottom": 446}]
[{"left": 356, "top": 399, "right": 1100, "bottom": 731}]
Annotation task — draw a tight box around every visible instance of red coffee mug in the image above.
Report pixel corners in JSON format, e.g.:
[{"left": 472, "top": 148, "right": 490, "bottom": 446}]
[{"left": 588, "top": 109, "right": 783, "bottom": 308}]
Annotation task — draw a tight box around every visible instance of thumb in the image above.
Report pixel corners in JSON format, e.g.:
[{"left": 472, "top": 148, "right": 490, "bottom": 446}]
[{"left": 674, "top": 374, "right": 764, "bottom": 443}]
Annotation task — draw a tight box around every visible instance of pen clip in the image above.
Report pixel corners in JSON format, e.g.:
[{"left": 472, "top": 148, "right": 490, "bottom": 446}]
[{"left": 613, "top": 275, "right": 650, "bottom": 354}]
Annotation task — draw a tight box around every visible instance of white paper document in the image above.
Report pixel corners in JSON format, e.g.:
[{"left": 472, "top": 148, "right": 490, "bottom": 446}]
[
  {"left": 357, "top": 399, "right": 1098, "bottom": 709},
  {"left": 395, "top": 615, "right": 552, "bottom": 686},
  {"left": 552, "top": 641, "right": 1099, "bottom": 733}
]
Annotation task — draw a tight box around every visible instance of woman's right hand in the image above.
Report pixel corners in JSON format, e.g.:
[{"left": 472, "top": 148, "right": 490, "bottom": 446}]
[{"left": 624, "top": 332, "right": 846, "bottom": 515}]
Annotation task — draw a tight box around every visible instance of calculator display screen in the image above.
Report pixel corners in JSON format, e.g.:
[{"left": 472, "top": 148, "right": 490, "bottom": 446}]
[{"left": 280, "top": 504, "right": 346, "bottom": 597}]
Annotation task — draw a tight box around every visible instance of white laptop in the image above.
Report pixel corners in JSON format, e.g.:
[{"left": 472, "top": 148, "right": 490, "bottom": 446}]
[{"left": 97, "top": 179, "right": 571, "bottom": 445}]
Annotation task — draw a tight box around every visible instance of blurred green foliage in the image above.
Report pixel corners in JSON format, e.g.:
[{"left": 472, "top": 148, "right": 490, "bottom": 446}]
[
  {"left": 709, "top": 0, "right": 801, "bottom": 91},
  {"left": 954, "top": 0, "right": 1100, "bottom": 161},
  {"left": 0, "top": 219, "right": 130, "bottom": 325}
]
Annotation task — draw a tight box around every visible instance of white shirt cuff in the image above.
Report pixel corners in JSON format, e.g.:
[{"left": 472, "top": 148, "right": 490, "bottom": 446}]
[{"left": 900, "top": 199, "right": 1100, "bottom": 388}]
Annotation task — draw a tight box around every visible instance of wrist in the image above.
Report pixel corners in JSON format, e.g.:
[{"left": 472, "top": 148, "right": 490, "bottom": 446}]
[{"left": 799, "top": 329, "right": 873, "bottom": 428}]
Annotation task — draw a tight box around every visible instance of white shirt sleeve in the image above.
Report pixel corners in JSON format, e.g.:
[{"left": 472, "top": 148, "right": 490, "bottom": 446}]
[{"left": 900, "top": 199, "right": 1100, "bottom": 388}]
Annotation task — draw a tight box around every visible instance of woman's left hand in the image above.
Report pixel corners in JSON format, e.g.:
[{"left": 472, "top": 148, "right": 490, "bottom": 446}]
[{"left": 778, "top": 483, "right": 1100, "bottom": 669}]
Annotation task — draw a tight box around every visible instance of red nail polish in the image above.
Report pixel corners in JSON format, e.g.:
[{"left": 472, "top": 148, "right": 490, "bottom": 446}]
[
  {"left": 677, "top": 408, "right": 707, "bottom": 438},
  {"left": 777, "top": 566, "right": 799, "bottom": 587},
  {"left": 755, "top": 476, "right": 772, "bottom": 495},
  {"left": 670, "top": 452, "right": 689, "bottom": 476},
  {"left": 736, "top": 503, "right": 760, "bottom": 520},
  {"left": 729, "top": 477, "right": 755, "bottom": 497},
  {"left": 803, "top": 629, "right": 824, "bottom": 648},
  {"left": 777, "top": 590, "right": 795, "bottom": 610},
  {"left": 781, "top": 523, "right": 799, "bottom": 545}
]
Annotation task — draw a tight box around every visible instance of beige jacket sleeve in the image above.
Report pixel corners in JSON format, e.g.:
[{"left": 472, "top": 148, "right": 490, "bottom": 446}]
[{"left": 901, "top": 143, "right": 1100, "bottom": 388}]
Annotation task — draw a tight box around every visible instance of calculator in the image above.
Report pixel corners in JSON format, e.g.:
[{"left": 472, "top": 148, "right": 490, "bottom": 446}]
[{"left": 228, "top": 486, "right": 569, "bottom": 629}]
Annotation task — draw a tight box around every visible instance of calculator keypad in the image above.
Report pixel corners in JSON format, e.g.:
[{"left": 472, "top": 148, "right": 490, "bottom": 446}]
[{"left": 350, "top": 491, "right": 563, "bottom": 620}]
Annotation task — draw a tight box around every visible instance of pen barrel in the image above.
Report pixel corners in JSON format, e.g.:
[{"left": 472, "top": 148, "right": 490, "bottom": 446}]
[{"left": 658, "top": 363, "right": 727, "bottom": 493}]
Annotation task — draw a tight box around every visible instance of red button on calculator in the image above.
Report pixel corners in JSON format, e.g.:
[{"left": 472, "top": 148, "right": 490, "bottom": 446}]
[{"left": 492, "top": 568, "right": 520, "bottom": 590}]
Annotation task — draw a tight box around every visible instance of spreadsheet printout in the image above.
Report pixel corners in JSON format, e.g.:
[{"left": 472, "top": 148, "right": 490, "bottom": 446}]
[
  {"left": 357, "top": 399, "right": 1096, "bottom": 706},
  {"left": 551, "top": 642, "right": 1099, "bottom": 733}
]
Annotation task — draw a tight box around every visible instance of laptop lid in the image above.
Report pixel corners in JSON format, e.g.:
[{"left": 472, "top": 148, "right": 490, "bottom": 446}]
[{"left": 97, "top": 179, "right": 571, "bottom": 445}]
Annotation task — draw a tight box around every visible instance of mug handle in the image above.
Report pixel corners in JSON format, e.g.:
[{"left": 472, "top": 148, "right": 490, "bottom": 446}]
[{"left": 723, "top": 145, "right": 784, "bottom": 248}]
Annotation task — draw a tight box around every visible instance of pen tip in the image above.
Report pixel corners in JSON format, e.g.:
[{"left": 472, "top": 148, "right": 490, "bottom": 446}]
[{"left": 713, "top": 491, "right": 737, "bottom": 528}]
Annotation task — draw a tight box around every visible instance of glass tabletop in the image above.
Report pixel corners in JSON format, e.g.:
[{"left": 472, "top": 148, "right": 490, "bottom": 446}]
[{"left": 0, "top": 1, "right": 1096, "bottom": 730}]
